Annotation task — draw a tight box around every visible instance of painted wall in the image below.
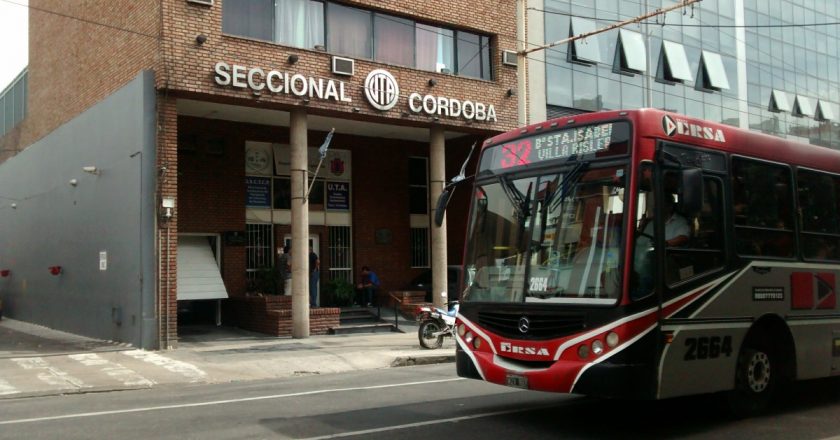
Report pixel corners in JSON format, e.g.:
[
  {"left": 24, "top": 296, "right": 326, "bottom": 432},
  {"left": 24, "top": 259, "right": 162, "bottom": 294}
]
[{"left": 0, "top": 71, "right": 157, "bottom": 348}]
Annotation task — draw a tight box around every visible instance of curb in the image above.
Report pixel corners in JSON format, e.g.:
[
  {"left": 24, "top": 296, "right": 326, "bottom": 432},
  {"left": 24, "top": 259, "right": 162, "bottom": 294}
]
[
  {"left": 390, "top": 354, "right": 456, "bottom": 367},
  {"left": 0, "top": 384, "right": 154, "bottom": 400}
]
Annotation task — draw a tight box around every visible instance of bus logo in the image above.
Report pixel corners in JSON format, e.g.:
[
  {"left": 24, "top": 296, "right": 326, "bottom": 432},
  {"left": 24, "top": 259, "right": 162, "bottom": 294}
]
[
  {"left": 518, "top": 317, "right": 530, "bottom": 334},
  {"left": 662, "top": 115, "right": 726, "bottom": 143},
  {"left": 500, "top": 341, "right": 549, "bottom": 356},
  {"left": 364, "top": 69, "right": 400, "bottom": 111}
]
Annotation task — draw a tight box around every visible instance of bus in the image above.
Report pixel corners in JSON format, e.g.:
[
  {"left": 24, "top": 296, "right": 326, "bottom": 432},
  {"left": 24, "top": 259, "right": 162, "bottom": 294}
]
[{"left": 436, "top": 108, "right": 840, "bottom": 413}]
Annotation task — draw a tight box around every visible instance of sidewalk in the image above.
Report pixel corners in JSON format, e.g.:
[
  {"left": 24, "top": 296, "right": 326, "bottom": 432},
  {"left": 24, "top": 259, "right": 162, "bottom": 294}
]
[{"left": 0, "top": 310, "right": 455, "bottom": 399}]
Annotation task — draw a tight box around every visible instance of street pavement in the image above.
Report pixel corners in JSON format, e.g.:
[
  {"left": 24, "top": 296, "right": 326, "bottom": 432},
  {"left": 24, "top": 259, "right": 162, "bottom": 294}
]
[{"left": 0, "top": 312, "right": 455, "bottom": 399}]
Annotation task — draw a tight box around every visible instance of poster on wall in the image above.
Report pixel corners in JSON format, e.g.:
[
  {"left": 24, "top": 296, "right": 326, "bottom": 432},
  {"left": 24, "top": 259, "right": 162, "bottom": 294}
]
[
  {"left": 246, "top": 176, "right": 271, "bottom": 208},
  {"left": 273, "top": 144, "right": 352, "bottom": 180},
  {"left": 245, "top": 142, "right": 273, "bottom": 176},
  {"left": 326, "top": 181, "right": 350, "bottom": 210}
]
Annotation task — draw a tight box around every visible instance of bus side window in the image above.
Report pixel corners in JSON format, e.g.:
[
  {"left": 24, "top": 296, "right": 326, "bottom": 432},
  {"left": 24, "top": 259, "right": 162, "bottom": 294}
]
[{"left": 732, "top": 157, "right": 795, "bottom": 259}]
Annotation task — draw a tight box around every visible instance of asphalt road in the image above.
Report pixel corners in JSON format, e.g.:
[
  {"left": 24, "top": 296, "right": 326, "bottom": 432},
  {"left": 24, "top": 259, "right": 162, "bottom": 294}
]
[{"left": 2, "top": 364, "right": 840, "bottom": 439}]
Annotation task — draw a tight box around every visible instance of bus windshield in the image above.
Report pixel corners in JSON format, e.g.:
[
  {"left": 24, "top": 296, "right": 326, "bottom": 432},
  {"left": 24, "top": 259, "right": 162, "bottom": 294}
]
[{"left": 462, "top": 165, "right": 627, "bottom": 305}]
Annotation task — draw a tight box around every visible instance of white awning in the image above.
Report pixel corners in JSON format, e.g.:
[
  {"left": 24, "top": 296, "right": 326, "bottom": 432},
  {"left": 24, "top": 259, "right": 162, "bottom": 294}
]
[
  {"left": 794, "top": 95, "right": 815, "bottom": 117},
  {"left": 698, "top": 51, "right": 730, "bottom": 90},
  {"left": 660, "top": 40, "right": 693, "bottom": 83},
  {"left": 769, "top": 90, "right": 791, "bottom": 113},
  {"left": 816, "top": 100, "right": 836, "bottom": 121},
  {"left": 177, "top": 235, "right": 229, "bottom": 300},
  {"left": 616, "top": 29, "right": 647, "bottom": 73},
  {"left": 569, "top": 17, "right": 601, "bottom": 64}
]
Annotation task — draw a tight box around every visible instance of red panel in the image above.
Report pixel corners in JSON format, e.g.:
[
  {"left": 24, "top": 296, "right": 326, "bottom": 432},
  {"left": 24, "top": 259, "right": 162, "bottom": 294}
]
[
  {"left": 816, "top": 273, "right": 836, "bottom": 310},
  {"left": 791, "top": 272, "right": 814, "bottom": 310}
]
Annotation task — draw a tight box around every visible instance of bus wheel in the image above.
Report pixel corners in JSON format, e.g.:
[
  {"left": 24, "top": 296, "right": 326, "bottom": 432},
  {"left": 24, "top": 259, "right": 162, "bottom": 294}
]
[{"left": 727, "top": 343, "right": 776, "bottom": 417}]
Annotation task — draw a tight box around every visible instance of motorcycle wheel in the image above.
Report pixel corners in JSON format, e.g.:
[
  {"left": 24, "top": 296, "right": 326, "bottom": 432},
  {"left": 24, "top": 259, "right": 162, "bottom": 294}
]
[{"left": 418, "top": 320, "right": 444, "bottom": 349}]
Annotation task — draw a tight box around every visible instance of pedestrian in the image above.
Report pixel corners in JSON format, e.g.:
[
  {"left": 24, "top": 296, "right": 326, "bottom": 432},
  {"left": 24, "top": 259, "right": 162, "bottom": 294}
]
[
  {"left": 309, "top": 245, "right": 320, "bottom": 307},
  {"left": 275, "top": 245, "right": 290, "bottom": 295},
  {"left": 356, "top": 266, "right": 380, "bottom": 307}
]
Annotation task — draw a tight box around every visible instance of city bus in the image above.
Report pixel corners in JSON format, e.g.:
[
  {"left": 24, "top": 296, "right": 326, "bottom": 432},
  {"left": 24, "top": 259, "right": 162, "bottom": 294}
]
[{"left": 437, "top": 108, "right": 840, "bottom": 413}]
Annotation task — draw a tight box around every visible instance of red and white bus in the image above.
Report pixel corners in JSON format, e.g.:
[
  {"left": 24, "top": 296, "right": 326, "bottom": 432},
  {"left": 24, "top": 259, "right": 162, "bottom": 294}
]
[{"left": 439, "top": 108, "right": 840, "bottom": 412}]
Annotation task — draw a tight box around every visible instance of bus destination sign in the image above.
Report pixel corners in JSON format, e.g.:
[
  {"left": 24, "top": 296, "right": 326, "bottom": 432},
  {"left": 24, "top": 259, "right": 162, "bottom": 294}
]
[{"left": 481, "top": 122, "right": 628, "bottom": 172}]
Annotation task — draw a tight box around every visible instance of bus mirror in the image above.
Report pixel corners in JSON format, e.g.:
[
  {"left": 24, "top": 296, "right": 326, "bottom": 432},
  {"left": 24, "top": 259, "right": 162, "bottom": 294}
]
[
  {"left": 434, "top": 188, "right": 453, "bottom": 227},
  {"left": 680, "top": 168, "right": 703, "bottom": 218}
]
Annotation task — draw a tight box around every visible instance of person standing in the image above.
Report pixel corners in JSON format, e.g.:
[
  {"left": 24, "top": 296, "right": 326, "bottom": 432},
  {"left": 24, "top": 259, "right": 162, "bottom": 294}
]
[
  {"left": 309, "top": 245, "right": 320, "bottom": 307},
  {"left": 357, "top": 266, "right": 380, "bottom": 307},
  {"left": 275, "top": 245, "right": 290, "bottom": 295}
]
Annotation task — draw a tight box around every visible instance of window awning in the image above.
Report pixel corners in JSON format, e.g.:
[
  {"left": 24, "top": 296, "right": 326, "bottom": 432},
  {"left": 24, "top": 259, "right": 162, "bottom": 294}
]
[
  {"left": 660, "top": 40, "right": 693, "bottom": 83},
  {"left": 177, "top": 235, "right": 229, "bottom": 301},
  {"left": 568, "top": 17, "right": 601, "bottom": 64},
  {"left": 697, "top": 51, "right": 730, "bottom": 91},
  {"left": 793, "top": 95, "right": 815, "bottom": 117},
  {"left": 615, "top": 29, "right": 646, "bottom": 74},
  {"left": 816, "top": 100, "right": 836, "bottom": 121},
  {"left": 769, "top": 89, "right": 791, "bottom": 113}
]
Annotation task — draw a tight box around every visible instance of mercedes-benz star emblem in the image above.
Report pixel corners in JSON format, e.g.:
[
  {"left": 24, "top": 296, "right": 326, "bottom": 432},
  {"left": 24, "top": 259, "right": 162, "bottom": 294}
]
[{"left": 518, "top": 317, "right": 530, "bottom": 334}]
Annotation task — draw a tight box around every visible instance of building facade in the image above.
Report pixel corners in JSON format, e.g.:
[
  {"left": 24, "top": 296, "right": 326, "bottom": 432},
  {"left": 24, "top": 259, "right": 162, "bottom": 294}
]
[
  {"left": 0, "top": 0, "right": 519, "bottom": 348},
  {"left": 526, "top": 0, "right": 840, "bottom": 150}
]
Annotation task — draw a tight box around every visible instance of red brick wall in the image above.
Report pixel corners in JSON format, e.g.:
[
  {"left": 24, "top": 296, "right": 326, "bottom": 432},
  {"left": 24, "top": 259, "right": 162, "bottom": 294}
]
[
  {"left": 177, "top": 115, "right": 478, "bottom": 301},
  {"left": 7, "top": 0, "right": 160, "bottom": 153},
  {"left": 160, "top": 0, "right": 518, "bottom": 133},
  {"left": 226, "top": 296, "right": 340, "bottom": 336},
  {"left": 158, "top": 95, "right": 179, "bottom": 348}
]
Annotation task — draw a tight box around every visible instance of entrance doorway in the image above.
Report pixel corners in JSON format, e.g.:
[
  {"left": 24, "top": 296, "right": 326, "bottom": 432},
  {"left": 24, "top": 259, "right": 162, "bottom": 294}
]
[{"left": 283, "top": 234, "right": 320, "bottom": 304}]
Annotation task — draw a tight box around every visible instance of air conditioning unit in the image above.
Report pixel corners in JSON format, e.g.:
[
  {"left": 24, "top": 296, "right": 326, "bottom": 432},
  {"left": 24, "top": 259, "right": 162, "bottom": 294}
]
[
  {"left": 332, "top": 56, "right": 355, "bottom": 76},
  {"left": 502, "top": 50, "right": 518, "bottom": 67},
  {"left": 186, "top": 0, "right": 214, "bottom": 5}
]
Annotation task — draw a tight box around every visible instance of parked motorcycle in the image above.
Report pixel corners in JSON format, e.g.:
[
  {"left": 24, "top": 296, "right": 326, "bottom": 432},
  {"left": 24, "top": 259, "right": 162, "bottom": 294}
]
[{"left": 416, "top": 300, "right": 459, "bottom": 349}]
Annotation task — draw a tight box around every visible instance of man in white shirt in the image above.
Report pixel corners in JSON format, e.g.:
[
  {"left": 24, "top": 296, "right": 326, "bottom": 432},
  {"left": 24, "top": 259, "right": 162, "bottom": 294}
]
[{"left": 642, "top": 195, "right": 690, "bottom": 247}]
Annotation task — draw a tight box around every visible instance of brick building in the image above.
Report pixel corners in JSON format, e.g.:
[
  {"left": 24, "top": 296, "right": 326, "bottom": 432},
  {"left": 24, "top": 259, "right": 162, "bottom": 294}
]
[{"left": 0, "top": 0, "right": 518, "bottom": 348}]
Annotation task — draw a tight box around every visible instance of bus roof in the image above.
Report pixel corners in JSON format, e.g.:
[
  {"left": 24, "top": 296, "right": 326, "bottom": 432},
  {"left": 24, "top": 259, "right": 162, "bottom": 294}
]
[{"left": 484, "top": 108, "right": 840, "bottom": 174}]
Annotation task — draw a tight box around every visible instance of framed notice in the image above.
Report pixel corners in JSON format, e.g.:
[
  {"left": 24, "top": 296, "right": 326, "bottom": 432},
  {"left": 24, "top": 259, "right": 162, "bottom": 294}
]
[
  {"left": 246, "top": 176, "right": 271, "bottom": 208},
  {"left": 326, "top": 181, "right": 350, "bottom": 210}
]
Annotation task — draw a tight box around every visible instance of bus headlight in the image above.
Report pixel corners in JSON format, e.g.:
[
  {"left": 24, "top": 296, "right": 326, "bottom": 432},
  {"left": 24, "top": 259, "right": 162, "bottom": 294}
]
[
  {"left": 592, "top": 340, "right": 604, "bottom": 355},
  {"left": 472, "top": 337, "right": 482, "bottom": 350},
  {"left": 465, "top": 332, "right": 474, "bottom": 344},
  {"left": 458, "top": 324, "right": 466, "bottom": 337},
  {"left": 578, "top": 344, "right": 590, "bottom": 359},
  {"left": 606, "top": 332, "right": 619, "bottom": 348}
]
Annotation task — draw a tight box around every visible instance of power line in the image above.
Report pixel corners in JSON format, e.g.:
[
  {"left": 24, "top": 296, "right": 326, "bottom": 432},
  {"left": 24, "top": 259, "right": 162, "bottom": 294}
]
[
  {"left": 0, "top": 0, "right": 159, "bottom": 40},
  {"left": 531, "top": 7, "right": 840, "bottom": 28}
]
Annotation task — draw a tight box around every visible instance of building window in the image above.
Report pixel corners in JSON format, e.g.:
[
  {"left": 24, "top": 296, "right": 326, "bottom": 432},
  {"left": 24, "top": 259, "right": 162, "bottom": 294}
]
[
  {"left": 614, "top": 29, "right": 647, "bottom": 74},
  {"left": 326, "top": 3, "right": 372, "bottom": 58},
  {"left": 696, "top": 51, "right": 730, "bottom": 92},
  {"left": 273, "top": 178, "right": 291, "bottom": 209},
  {"left": 246, "top": 223, "right": 274, "bottom": 280},
  {"left": 410, "top": 227, "right": 430, "bottom": 268},
  {"left": 568, "top": 17, "right": 601, "bottom": 65},
  {"left": 222, "top": 2, "right": 492, "bottom": 80},
  {"left": 416, "top": 24, "right": 455, "bottom": 73},
  {"left": 329, "top": 226, "right": 352, "bottom": 282},
  {"left": 408, "top": 157, "right": 428, "bottom": 215},
  {"left": 657, "top": 40, "right": 693, "bottom": 84},
  {"left": 769, "top": 89, "right": 791, "bottom": 113},
  {"left": 375, "top": 13, "right": 415, "bottom": 67},
  {"left": 793, "top": 95, "right": 815, "bottom": 118}
]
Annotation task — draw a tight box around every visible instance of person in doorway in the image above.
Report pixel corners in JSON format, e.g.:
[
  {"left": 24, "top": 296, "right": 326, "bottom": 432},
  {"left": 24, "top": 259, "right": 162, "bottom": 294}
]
[
  {"left": 357, "top": 266, "right": 380, "bottom": 307},
  {"left": 309, "top": 245, "right": 320, "bottom": 307},
  {"left": 275, "top": 245, "right": 289, "bottom": 295}
]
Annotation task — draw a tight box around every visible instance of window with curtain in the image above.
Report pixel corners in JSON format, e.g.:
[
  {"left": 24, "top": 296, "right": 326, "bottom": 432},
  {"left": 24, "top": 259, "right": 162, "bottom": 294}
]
[
  {"left": 374, "top": 13, "right": 415, "bottom": 67},
  {"left": 327, "top": 3, "right": 372, "bottom": 59},
  {"left": 276, "top": 0, "right": 324, "bottom": 49},
  {"left": 416, "top": 24, "right": 454, "bottom": 73},
  {"left": 222, "top": 0, "right": 274, "bottom": 41}
]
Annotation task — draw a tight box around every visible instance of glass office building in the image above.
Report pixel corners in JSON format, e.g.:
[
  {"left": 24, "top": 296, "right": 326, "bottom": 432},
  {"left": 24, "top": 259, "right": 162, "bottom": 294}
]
[{"left": 534, "top": 0, "right": 839, "bottom": 149}]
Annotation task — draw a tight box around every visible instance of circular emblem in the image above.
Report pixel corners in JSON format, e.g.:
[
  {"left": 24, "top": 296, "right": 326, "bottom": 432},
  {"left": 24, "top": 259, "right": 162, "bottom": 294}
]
[
  {"left": 518, "top": 317, "right": 530, "bottom": 334},
  {"left": 364, "top": 69, "right": 400, "bottom": 111},
  {"left": 662, "top": 114, "right": 677, "bottom": 137},
  {"left": 245, "top": 147, "right": 270, "bottom": 173}
]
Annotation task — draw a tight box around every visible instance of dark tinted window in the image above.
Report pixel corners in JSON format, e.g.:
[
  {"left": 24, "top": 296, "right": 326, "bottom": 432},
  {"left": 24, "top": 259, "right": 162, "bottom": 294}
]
[
  {"left": 797, "top": 169, "right": 840, "bottom": 261},
  {"left": 327, "top": 3, "right": 372, "bottom": 59},
  {"left": 222, "top": 0, "right": 274, "bottom": 41},
  {"left": 732, "top": 157, "right": 795, "bottom": 258}
]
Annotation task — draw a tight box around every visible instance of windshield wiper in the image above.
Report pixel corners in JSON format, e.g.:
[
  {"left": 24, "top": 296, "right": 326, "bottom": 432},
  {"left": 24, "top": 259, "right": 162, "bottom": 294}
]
[
  {"left": 499, "top": 175, "right": 533, "bottom": 222},
  {"left": 546, "top": 162, "right": 589, "bottom": 214}
]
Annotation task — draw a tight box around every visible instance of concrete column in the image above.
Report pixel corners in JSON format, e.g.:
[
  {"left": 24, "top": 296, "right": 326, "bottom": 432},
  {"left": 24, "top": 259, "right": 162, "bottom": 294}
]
[
  {"left": 290, "top": 109, "right": 310, "bottom": 338},
  {"left": 429, "top": 126, "right": 448, "bottom": 308}
]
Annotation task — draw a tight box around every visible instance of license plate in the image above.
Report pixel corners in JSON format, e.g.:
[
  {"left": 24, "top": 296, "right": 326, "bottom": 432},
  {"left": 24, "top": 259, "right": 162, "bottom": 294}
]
[{"left": 505, "top": 373, "right": 528, "bottom": 389}]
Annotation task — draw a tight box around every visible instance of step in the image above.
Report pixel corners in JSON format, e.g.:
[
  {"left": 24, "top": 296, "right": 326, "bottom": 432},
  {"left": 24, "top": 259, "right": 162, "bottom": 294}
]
[
  {"left": 339, "top": 315, "right": 381, "bottom": 325},
  {"left": 328, "top": 323, "right": 398, "bottom": 335}
]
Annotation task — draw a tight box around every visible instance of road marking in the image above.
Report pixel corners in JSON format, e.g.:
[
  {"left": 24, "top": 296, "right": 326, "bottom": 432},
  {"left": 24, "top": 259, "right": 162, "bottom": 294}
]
[
  {"left": 68, "top": 354, "right": 155, "bottom": 387},
  {"left": 11, "top": 357, "right": 86, "bottom": 389},
  {"left": 296, "top": 405, "right": 551, "bottom": 440},
  {"left": 0, "top": 378, "right": 19, "bottom": 396},
  {"left": 122, "top": 350, "right": 206, "bottom": 382},
  {"left": 0, "top": 378, "right": 464, "bottom": 426}
]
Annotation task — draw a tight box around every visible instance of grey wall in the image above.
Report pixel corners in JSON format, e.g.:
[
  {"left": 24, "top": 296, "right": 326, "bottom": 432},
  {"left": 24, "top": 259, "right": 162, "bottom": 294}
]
[{"left": 0, "top": 71, "right": 157, "bottom": 349}]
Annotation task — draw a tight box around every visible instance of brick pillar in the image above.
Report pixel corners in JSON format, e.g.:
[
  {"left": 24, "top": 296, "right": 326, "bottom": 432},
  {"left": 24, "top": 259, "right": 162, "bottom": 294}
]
[{"left": 157, "top": 94, "right": 178, "bottom": 349}]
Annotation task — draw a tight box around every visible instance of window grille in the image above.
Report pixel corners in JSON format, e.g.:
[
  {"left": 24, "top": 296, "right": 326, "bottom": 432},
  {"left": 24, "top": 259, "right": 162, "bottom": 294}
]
[
  {"left": 329, "top": 226, "right": 352, "bottom": 282},
  {"left": 246, "top": 223, "right": 273, "bottom": 280},
  {"left": 410, "top": 227, "right": 430, "bottom": 268}
]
